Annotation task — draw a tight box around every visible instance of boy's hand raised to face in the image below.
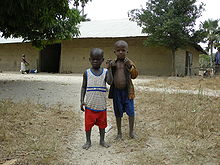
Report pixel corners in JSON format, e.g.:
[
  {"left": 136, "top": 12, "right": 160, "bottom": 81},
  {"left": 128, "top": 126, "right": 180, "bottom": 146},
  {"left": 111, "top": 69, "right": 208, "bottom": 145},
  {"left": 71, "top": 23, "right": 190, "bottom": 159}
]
[{"left": 106, "top": 59, "right": 112, "bottom": 69}]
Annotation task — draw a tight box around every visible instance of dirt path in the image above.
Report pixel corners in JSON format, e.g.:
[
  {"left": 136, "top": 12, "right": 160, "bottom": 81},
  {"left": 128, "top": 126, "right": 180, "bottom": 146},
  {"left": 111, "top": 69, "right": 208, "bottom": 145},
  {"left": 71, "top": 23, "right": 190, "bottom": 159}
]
[
  {"left": 0, "top": 72, "right": 82, "bottom": 108},
  {"left": 1, "top": 72, "right": 151, "bottom": 164},
  {"left": 135, "top": 85, "right": 220, "bottom": 97},
  {"left": 62, "top": 112, "right": 126, "bottom": 165},
  {"left": 1, "top": 72, "right": 219, "bottom": 164}
]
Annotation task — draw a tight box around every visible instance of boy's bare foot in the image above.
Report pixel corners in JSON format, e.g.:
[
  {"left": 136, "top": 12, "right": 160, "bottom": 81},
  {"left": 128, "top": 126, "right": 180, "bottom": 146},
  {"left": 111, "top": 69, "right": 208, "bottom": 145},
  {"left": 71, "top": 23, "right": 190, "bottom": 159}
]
[
  {"left": 100, "top": 141, "right": 111, "bottom": 148},
  {"left": 129, "top": 132, "right": 137, "bottom": 139},
  {"left": 114, "top": 133, "right": 122, "bottom": 140},
  {"left": 82, "top": 142, "right": 91, "bottom": 150}
]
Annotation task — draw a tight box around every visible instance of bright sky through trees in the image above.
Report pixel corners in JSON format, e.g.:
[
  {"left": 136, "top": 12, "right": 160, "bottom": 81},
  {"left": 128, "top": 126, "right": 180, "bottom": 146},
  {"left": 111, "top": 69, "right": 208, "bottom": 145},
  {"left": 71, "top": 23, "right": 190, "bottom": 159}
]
[
  {"left": 83, "top": 0, "right": 219, "bottom": 23},
  {"left": 81, "top": 0, "right": 219, "bottom": 49}
]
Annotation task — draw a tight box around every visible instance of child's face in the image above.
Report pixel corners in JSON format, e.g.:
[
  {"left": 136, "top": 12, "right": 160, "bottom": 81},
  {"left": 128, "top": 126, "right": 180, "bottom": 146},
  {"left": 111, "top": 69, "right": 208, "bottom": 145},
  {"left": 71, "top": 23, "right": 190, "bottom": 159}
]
[
  {"left": 114, "top": 44, "right": 128, "bottom": 60},
  {"left": 89, "top": 53, "right": 104, "bottom": 69}
]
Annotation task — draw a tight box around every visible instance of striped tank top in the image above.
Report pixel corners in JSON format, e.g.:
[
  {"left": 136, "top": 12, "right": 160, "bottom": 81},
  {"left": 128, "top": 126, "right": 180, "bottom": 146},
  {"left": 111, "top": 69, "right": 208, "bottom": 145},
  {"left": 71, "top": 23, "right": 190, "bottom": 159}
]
[{"left": 85, "top": 68, "right": 107, "bottom": 111}]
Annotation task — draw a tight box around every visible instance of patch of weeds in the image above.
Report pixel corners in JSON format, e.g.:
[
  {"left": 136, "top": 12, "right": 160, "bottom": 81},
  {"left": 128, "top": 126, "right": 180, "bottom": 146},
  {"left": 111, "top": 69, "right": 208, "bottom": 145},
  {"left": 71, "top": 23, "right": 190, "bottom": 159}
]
[
  {"left": 141, "top": 76, "right": 220, "bottom": 90},
  {"left": 124, "top": 91, "right": 220, "bottom": 164},
  {"left": 0, "top": 100, "right": 80, "bottom": 165}
]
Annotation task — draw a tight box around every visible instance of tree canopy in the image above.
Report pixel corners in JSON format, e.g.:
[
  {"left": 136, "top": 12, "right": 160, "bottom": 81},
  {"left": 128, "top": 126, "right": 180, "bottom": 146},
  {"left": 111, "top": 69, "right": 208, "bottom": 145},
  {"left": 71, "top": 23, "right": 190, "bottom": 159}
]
[
  {"left": 201, "top": 19, "right": 220, "bottom": 48},
  {"left": 0, "top": 0, "right": 89, "bottom": 47},
  {"left": 129, "top": 0, "right": 204, "bottom": 74},
  {"left": 200, "top": 19, "right": 220, "bottom": 66}
]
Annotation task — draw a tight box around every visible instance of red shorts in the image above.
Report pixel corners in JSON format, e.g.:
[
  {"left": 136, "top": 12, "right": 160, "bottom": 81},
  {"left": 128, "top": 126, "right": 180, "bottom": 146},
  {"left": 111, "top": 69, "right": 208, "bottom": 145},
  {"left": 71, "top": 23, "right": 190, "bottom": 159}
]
[{"left": 85, "top": 108, "right": 107, "bottom": 131}]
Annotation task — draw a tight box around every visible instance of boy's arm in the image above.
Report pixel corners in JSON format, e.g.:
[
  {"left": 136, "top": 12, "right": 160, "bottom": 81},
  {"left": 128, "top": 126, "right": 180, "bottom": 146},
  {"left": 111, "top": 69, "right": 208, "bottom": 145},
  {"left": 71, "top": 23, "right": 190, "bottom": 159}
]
[
  {"left": 125, "top": 58, "right": 138, "bottom": 79},
  {"left": 80, "top": 71, "right": 87, "bottom": 111},
  {"left": 23, "top": 58, "right": 29, "bottom": 65},
  {"left": 105, "top": 59, "right": 113, "bottom": 85},
  {"left": 106, "top": 68, "right": 113, "bottom": 85},
  {"left": 129, "top": 65, "right": 138, "bottom": 79}
]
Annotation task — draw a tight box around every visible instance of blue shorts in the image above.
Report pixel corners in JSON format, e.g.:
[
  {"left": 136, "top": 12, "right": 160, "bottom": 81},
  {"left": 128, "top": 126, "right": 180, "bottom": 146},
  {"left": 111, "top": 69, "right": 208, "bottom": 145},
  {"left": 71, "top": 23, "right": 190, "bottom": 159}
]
[{"left": 113, "top": 88, "right": 135, "bottom": 117}]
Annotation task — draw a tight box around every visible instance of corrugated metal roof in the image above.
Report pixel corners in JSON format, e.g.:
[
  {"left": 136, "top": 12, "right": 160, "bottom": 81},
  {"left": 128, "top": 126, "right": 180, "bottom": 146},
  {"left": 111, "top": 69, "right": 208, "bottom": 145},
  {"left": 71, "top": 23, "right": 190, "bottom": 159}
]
[
  {"left": 78, "top": 18, "right": 147, "bottom": 38},
  {"left": 0, "top": 19, "right": 146, "bottom": 44}
]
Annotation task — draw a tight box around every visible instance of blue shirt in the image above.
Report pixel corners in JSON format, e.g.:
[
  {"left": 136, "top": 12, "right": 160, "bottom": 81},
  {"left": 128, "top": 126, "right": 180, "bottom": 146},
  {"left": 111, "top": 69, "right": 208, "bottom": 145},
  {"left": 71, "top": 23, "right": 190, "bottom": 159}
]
[{"left": 215, "top": 51, "right": 220, "bottom": 64}]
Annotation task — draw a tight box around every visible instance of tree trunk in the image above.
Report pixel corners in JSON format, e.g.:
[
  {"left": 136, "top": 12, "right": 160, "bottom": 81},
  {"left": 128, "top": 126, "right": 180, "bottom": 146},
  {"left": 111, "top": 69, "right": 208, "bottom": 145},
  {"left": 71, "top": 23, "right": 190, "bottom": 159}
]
[
  {"left": 210, "top": 42, "right": 213, "bottom": 67},
  {"left": 171, "top": 49, "right": 176, "bottom": 76},
  {"left": 81, "top": 2, "right": 85, "bottom": 16}
]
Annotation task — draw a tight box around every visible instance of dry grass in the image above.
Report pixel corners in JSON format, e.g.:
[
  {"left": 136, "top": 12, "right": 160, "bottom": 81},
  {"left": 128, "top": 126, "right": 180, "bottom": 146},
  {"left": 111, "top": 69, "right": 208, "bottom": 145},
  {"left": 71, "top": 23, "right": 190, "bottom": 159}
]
[
  {"left": 0, "top": 100, "right": 80, "bottom": 165},
  {"left": 141, "top": 75, "right": 220, "bottom": 91},
  {"left": 1, "top": 75, "right": 220, "bottom": 164},
  {"left": 112, "top": 91, "right": 220, "bottom": 164}
]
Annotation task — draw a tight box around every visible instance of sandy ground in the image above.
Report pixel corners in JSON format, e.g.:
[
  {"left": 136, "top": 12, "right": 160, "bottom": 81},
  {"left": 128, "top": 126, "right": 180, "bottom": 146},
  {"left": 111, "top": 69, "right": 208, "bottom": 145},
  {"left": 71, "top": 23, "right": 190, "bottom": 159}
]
[
  {"left": 0, "top": 72, "right": 82, "bottom": 108},
  {"left": 1, "top": 72, "right": 219, "bottom": 165},
  {"left": 0, "top": 72, "right": 154, "bottom": 165},
  {"left": 0, "top": 72, "right": 154, "bottom": 107}
]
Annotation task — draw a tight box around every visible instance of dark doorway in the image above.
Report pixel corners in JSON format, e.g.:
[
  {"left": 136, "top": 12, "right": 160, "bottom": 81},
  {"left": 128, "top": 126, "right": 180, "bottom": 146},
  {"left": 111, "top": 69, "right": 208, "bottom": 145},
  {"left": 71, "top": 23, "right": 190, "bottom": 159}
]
[
  {"left": 185, "top": 51, "right": 192, "bottom": 76},
  {"left": 40, "top": 43, "right": 61, "bottom": 73}
]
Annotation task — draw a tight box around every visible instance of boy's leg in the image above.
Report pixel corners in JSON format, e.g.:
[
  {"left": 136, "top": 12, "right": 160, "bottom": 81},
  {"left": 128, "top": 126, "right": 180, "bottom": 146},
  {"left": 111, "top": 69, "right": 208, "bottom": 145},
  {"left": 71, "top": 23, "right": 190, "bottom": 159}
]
[
  {"left": 129, "top": 116, "right": 136, "bottom": 138},
  {"left": 25, "top": 69, "right": 30, "bottom": 74},
  {"left": 113, "top": 88, "right": 124, "bottom": 140},
  {"left": 83, "top": 109, "right": 94, "bottom": 149},
  {"left": 125, "top": 98, "right": 136, "bottom": 138},
  {"left": 82, "top": 129, "right": 92, "bottom": 150},
  {"left": 99, "top": 128, "right": 110, "bottom": 148},
  {"left": 97, "top": 111, "right": 110, "bottom": 147},
  {"left": 115, "top": 117, "right": 122, "bottom": 140}
]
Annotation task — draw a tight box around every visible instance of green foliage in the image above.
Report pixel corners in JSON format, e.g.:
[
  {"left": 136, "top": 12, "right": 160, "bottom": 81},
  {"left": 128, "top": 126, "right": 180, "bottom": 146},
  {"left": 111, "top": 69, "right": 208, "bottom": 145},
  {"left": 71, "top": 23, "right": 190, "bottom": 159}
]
[
  {"left": 129, "top": 0, "right": 204, "bottom": 74},
  {"left": 0, "top": 0, "right": 89, "bottom": 48},
  {"left": 199, "top": 54, "right": 211, "bottom": 67},
  {"left": 200, "top": 19, "right": 220, "bottom": 49},
  {"left": 80, "top": 14, "right": 91, "bottom": 22},
  {"left": 129, "top": 0, "right": 204, "bottom": 51},
  {"left": 73, "top": 0, "right": 92, "bottom": 8},
  {"left": 199, "top": 19, "right": 220, "bottom": 66}
]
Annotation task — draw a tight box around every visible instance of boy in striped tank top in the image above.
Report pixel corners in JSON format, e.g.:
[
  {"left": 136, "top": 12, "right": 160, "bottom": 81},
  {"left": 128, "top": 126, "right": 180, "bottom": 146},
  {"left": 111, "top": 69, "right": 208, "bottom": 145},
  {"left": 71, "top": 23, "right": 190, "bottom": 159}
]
[{"left": 80, "top": 48, "right": 113, "bottom": 150}]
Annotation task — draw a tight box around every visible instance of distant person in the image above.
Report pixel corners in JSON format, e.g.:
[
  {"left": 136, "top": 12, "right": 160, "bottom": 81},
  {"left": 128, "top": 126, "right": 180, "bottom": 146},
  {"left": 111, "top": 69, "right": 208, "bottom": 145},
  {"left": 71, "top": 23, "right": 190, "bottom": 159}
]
[
  {"left": 215, "top": 47, "right": 220, "bottom": 74},
  {"left": 80, "top": 48, "right": 113, "bottom": 150},
  {"left": 20, "top": 54, "right": 29, "bottom": 74},
  {"left": 107, "top": 40, "right": 138, "bottom": 140}
]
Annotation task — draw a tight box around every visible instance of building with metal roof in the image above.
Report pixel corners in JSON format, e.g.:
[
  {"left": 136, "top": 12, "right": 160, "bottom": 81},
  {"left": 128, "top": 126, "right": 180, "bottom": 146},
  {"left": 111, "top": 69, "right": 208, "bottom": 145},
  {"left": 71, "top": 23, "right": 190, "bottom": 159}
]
[
  {"left": 79, "top": 19, "right": 147, "bottom": 38},
  {"left": 0, "top": 19, "right": 203, "bottom": 76}
]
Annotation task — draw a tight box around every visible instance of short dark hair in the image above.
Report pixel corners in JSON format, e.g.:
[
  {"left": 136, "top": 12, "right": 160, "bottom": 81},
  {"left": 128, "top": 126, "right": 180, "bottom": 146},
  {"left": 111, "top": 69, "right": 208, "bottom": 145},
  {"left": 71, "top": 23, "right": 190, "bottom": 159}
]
[
  {"left": 90, "top": 48, "right": 104, "bottom": 57},
  {"left": 114, "top": 40, "right": 128, "bottom": 49}
]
